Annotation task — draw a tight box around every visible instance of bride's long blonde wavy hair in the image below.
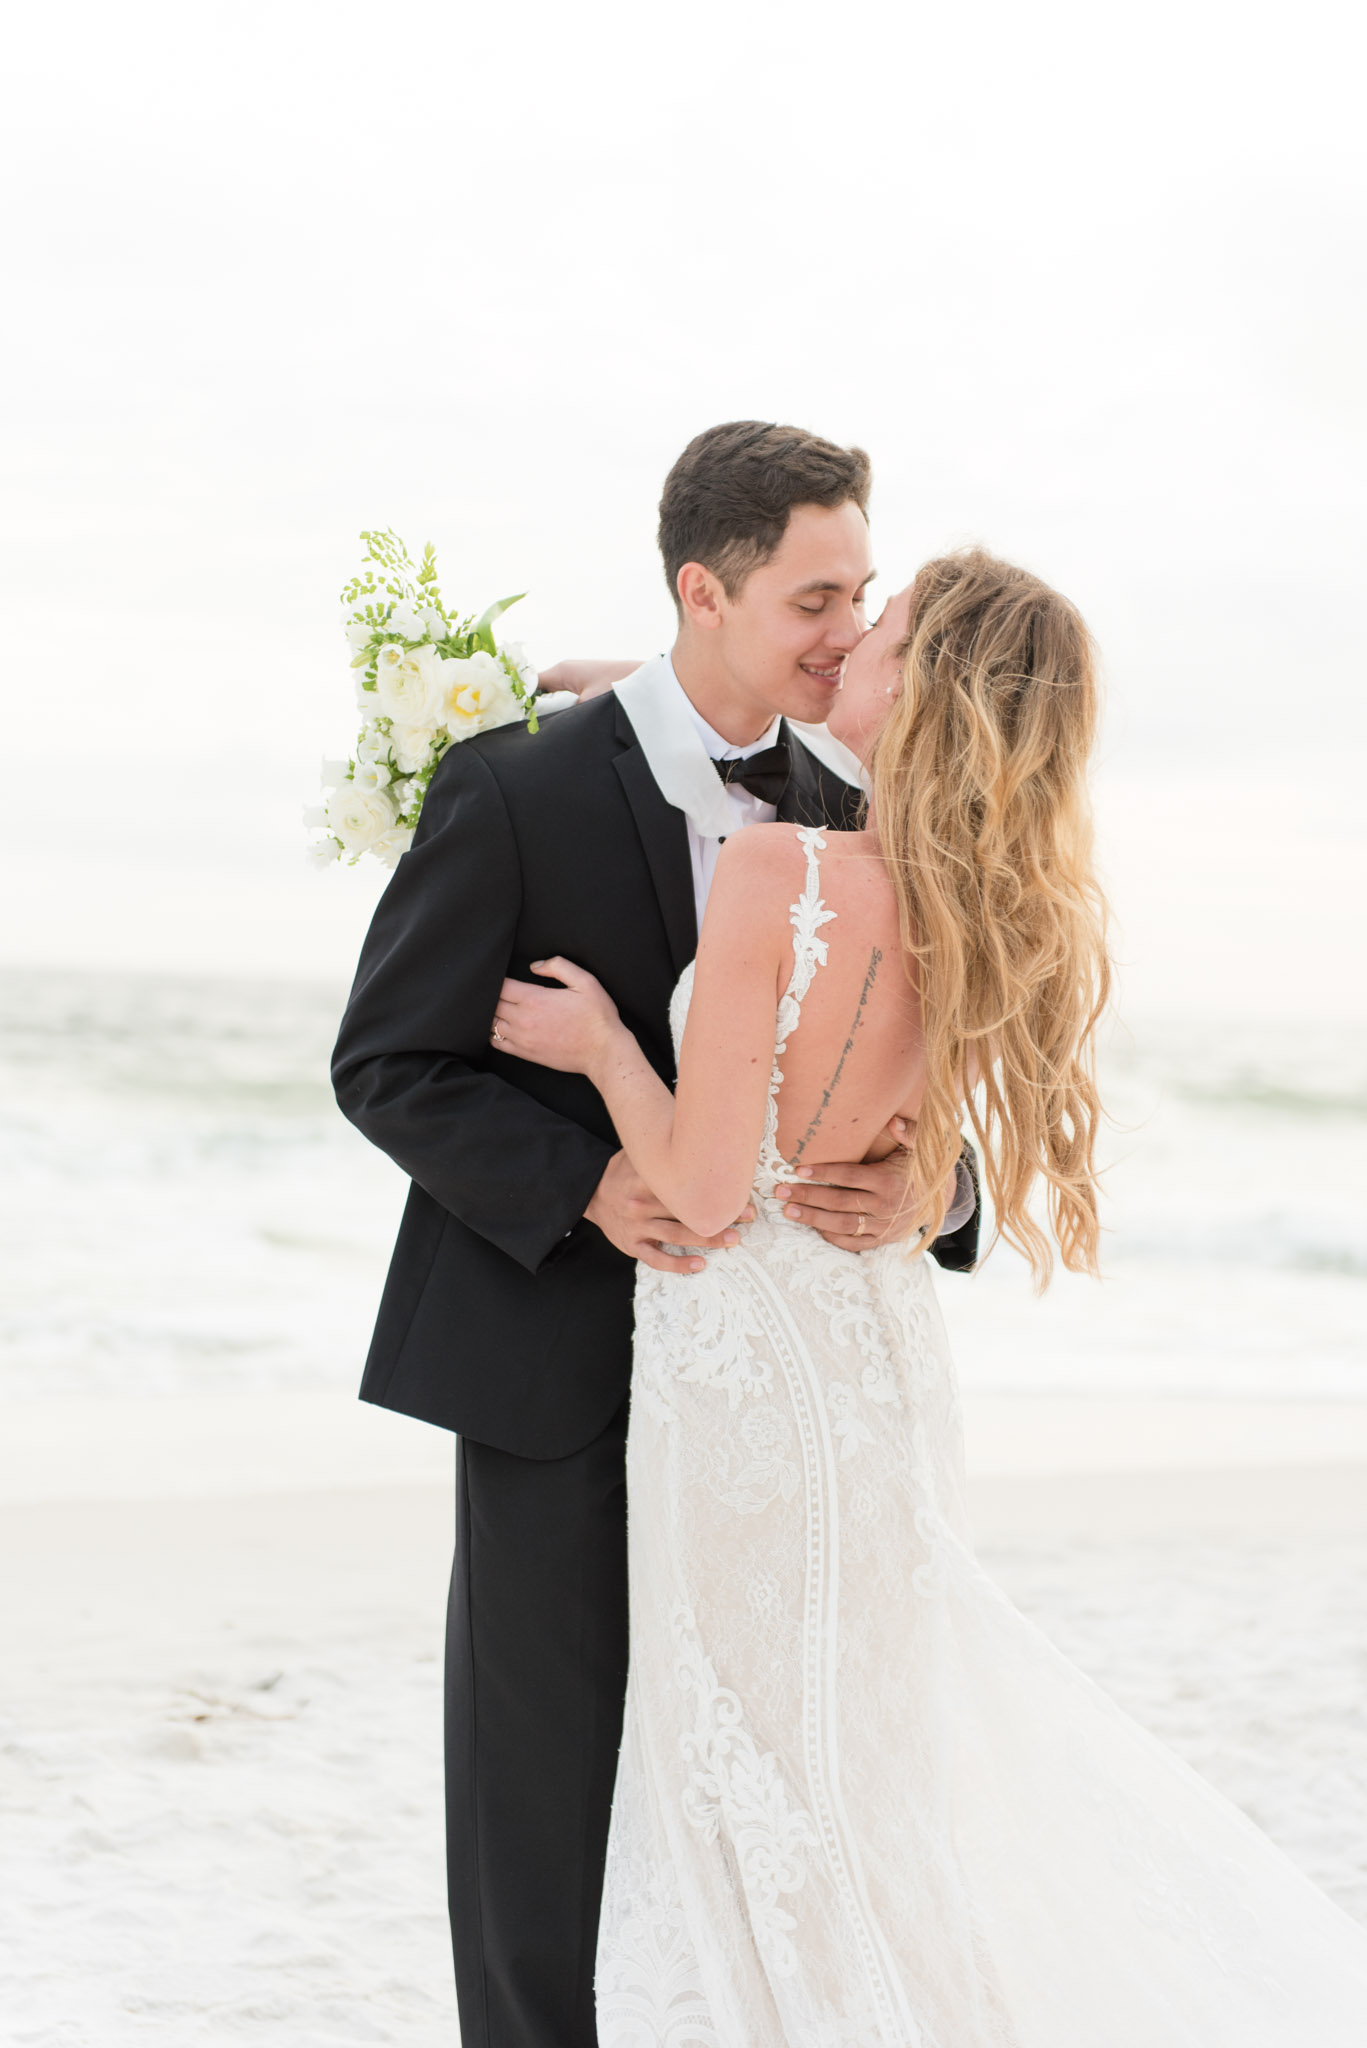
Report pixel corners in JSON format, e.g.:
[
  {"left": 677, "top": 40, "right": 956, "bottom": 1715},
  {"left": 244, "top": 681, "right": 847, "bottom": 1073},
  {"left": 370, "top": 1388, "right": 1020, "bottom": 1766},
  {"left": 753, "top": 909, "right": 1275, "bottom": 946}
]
[{"left": 869, "top": 549, "right": 1111, "bottom": 1285}]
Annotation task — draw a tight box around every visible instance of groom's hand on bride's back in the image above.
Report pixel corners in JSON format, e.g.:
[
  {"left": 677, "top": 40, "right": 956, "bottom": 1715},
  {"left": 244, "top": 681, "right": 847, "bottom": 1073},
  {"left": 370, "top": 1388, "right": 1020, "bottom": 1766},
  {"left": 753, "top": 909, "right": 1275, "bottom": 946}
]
[
  {"left": 585, "top": 1150, "right": 750, "bottom": 1275},
  {"left": 772, "top": 1118, "right": 938, "bottom": 1252},
  {"left": 772, "top": 1152, "right": 920, "bottom": 1253}
]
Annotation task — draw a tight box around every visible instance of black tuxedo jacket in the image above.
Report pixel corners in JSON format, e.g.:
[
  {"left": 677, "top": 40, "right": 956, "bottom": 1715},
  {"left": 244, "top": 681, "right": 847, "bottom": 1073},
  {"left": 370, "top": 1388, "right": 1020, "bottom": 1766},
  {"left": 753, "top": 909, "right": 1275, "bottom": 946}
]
[{"left": 332, "top": 690, "right": 978, "bottom": 1459}]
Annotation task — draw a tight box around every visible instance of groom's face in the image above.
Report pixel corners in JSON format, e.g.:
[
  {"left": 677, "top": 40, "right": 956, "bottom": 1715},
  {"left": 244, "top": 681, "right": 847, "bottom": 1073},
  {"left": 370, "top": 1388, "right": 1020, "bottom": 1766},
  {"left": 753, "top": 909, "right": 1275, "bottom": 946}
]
[{"left": 718, "top": 500, "right": 875, "bottom": 726}]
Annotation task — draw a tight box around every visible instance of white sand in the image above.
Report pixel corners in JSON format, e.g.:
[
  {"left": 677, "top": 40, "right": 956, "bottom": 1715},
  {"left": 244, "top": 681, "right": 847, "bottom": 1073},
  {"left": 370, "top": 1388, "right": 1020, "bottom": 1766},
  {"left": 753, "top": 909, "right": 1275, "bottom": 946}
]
[{"left": 3, "top": 1394, "right": 1366, "bottom": 2045}]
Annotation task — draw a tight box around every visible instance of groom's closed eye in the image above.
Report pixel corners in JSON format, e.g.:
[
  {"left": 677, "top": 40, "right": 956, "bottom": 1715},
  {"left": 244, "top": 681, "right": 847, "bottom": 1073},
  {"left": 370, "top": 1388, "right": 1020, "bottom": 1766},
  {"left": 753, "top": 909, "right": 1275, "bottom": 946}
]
[{"left": 797, "top": 584, "right": 874, "bottom": 618}]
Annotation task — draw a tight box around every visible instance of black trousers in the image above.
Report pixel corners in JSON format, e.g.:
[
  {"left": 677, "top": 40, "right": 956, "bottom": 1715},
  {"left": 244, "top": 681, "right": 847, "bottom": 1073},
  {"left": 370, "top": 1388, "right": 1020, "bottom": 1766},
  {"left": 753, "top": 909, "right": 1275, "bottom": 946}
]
[{"left": 446, "top": 1400, "right": 630, "bottom": 2048}]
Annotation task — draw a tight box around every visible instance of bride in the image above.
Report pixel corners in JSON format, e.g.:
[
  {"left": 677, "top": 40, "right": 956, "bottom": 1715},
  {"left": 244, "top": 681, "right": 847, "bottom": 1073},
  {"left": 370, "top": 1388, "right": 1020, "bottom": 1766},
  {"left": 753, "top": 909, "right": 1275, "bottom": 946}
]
[{"left": 490, "top": 550, "right": 1367, "bottom": 2043}]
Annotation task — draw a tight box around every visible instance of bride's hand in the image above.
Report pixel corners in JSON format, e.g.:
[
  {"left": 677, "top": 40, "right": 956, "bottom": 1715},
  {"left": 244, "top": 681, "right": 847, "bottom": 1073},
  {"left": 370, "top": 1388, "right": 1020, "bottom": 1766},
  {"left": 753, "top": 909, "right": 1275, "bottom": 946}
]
[
  {"left": 491, "top": 959, "right": 623, "bottom": 1076},
  {"left": 534, "top": 659, "right": 642, "bottom": 703}
]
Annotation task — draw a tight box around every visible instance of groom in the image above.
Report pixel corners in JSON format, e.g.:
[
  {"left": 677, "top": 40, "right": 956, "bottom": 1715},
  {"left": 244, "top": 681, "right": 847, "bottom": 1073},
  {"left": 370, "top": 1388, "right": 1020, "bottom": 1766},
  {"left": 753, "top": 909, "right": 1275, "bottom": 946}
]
[{"left": 332, "top": 421, "right": 979, "bottom": 2047}]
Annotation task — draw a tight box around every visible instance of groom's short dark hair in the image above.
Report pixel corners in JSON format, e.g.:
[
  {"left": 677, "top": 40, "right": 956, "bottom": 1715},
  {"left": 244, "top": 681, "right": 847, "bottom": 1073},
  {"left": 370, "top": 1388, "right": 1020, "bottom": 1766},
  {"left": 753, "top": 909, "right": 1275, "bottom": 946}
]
[{"left": 658, "top": 421, "right": 872, "bottom": 609}]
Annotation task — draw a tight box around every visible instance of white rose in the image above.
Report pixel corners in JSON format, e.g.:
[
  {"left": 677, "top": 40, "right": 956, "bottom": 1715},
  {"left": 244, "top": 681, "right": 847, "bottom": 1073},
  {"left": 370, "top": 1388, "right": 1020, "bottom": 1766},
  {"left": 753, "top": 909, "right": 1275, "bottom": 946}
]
[
  {"left": 326, "top": 781, "right": 398, "bottom": 854},
  {"left": 375, "top": 641, "right": 448, "bottom": 727},
  {"left": 372, "top": 826, "right": 415, "bottom": 869},
  {"left": 390, "top": 723, "right": 438, "bottom": 773},
  {"left": 352, "top": 759, "right": 391, "bottom": 793},
  {"left": 440, "top": 650, "right": 523, "bottom": 737}
]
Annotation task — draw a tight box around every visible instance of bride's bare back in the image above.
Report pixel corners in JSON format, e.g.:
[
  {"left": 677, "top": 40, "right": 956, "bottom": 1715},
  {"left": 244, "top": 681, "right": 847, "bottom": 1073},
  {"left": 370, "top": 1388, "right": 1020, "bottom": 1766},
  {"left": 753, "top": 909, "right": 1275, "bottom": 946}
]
[{"left": 760, "top": 827, "right": 925, "bottom": 1173}]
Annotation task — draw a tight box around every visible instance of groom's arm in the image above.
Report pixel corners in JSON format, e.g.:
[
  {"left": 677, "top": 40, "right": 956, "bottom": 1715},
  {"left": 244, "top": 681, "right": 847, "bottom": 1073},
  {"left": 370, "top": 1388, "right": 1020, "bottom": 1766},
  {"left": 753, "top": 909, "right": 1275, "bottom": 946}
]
[
  {"left": 926, "top": 1144, "right": 979, "bottom": 1272},
  {"left": 332, "top": 743, "right": 618, "bottom": 1275}
]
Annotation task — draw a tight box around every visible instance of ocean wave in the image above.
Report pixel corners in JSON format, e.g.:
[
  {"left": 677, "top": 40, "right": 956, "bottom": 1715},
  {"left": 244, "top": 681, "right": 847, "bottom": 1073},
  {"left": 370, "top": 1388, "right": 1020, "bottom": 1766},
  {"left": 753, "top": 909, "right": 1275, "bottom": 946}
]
[
  {"left": 1172, "top": 1079, "right": 1367, "bottom": 1120},
  {"left": 3, "top": 967, "right": 1364, "bottom": 1405},
  {"left": 1111, "top": 1231, "right": 1367, "bottom": 1280}
]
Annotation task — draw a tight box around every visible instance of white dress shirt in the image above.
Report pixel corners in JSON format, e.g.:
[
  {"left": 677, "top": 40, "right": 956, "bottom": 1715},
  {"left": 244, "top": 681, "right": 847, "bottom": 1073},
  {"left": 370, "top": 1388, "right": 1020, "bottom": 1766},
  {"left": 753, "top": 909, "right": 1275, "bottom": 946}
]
[{"left": 673, "top": 668, "right": 783, "bottom": 927}]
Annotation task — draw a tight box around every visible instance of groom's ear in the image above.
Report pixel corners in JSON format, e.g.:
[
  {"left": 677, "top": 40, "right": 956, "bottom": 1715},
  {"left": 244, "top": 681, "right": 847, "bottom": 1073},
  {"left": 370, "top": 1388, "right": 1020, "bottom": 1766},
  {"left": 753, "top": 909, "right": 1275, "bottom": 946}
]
[{"left": 676, "top": 560, "right": 727, "bottom": 632}]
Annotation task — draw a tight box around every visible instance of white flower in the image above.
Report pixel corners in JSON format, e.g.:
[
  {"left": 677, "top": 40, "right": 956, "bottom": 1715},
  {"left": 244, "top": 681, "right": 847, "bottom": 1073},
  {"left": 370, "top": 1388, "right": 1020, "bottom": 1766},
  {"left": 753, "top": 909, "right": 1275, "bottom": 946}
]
[
  {"left": 355, "top": 723, "right": 391, "bottom": 765},
  {"left": 372, "top": 827, "right": 415, "bottom": 869},
  {"left": 306, "top": 837, "right": 342, "bottom": 870},
  {"left": 320, "top": 756, "right": 351, "bottom": 789},
  {"left": 352, "top": 759, "right": 392, "bottom": 793},
  {"left": 354, "top": 669, "right": 379, "bottom": 710},
  {"left": 502, "top": 639, "right": 538, "bottom": 694},
  {"left": 376, "top": 641, "right": 449, "bottom": 727},
  {"left": 391, "top": 776, "right": 417, "bottom": 815},
  {"left": 386, "top": 599, "right": 425, "bottom": 642},
  {"left": 343, "top": 616, "right": 373, "bottom": 654},
  {"left": 391, "top": 723, "right": 439, "bottom": 773},
  {"left": 326, "top": 781, "right": 398, "bottom": 854},
  {"left": 419, "top": 605, "right": 447, "bottom": 640},
  {"left": 440, "top": 650, "right": 523, "bottom": 737}
]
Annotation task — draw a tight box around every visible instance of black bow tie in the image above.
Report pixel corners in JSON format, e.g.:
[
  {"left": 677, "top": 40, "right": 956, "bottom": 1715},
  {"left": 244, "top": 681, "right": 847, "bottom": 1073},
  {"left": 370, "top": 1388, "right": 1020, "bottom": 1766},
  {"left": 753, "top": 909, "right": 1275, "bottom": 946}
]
[{"left": 712, "top": 737, "right": 791, "bottom": 807}]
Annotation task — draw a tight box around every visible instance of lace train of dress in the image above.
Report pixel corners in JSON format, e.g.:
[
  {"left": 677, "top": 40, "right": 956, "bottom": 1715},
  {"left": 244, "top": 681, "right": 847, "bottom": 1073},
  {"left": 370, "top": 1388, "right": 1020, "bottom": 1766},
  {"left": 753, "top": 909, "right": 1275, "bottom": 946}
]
[{"left": 596, "top": 830, "right": 1367, "bottom": 2046}]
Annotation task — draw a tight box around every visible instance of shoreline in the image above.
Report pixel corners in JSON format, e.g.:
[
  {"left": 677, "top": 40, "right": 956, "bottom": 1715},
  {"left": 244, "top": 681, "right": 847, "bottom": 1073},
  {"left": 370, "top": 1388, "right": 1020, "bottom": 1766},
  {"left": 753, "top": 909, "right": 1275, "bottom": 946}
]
[{"left": 4, "top": 1387, "right": 1367, "bottom": 1506}]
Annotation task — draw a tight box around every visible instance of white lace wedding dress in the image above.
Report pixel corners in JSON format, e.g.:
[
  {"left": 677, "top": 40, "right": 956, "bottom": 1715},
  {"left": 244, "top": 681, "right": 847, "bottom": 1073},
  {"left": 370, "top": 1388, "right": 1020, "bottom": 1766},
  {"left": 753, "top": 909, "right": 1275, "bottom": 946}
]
[{"left": 595, "top": 829, "right": 1367, "bottom": 2046}]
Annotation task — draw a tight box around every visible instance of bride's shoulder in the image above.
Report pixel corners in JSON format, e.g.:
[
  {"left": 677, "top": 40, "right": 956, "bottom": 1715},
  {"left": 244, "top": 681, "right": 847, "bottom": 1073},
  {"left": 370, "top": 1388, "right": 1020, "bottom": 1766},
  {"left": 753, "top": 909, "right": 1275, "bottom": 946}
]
[
  {"left": 697, "top": 830, "right": 812, "bottom": 954},
  {"left": 711, "top": 822, "right": 813, "bottom": 892},
  {"left": 717, "top": 819, "right": 804, "bottom": 859},
  {"left": 716, "top": 822, "right": 866, "bottom": 884},
  {"left": 708, "top": 827, "right": 875, "bottom": 948}
]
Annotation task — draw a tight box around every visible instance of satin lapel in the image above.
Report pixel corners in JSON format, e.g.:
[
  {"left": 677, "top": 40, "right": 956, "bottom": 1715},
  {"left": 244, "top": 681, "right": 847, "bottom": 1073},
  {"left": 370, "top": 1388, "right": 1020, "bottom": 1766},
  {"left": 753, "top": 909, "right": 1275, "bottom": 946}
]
[{"left": 611, "top": 699, "right": 698, "bottom": 977}]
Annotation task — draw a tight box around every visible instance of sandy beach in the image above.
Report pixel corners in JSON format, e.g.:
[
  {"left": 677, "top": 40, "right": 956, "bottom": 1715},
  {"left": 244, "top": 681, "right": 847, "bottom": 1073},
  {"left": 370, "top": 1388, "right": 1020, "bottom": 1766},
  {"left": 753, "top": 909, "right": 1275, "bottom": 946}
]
[{"left": 4, "top": 1390, "right": 1366, "bottom": 2047}]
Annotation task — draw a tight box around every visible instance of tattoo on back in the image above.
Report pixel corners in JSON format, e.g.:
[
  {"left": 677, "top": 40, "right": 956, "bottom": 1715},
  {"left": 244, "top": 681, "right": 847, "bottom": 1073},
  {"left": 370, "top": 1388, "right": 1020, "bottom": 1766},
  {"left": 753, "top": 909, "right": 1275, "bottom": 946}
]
[{"left": 790, "top": 947, "right": 883, "bottom": 1164}]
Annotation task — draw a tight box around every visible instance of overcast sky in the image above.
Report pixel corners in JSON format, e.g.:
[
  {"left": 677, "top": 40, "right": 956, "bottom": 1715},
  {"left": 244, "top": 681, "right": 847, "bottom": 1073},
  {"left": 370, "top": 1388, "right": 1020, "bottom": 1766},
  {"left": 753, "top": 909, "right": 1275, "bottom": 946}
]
[{"left": 5, "top": 0, "right": 1364, "bottom": 1015}]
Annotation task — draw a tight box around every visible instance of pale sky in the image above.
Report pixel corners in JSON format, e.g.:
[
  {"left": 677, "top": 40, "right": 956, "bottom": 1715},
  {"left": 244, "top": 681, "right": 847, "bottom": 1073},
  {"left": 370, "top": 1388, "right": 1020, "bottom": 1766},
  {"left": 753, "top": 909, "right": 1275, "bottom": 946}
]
[{"left": 5, "top": 0, "right": 1365, "bottom": 1015}]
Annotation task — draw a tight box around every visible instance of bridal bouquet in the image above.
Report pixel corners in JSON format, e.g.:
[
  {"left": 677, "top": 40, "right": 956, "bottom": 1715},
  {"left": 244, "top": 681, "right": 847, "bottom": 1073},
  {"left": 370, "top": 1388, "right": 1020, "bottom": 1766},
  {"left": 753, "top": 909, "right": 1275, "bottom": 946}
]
[{"left": 305, "top": 529, "right": 541, "bottom": 870}]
